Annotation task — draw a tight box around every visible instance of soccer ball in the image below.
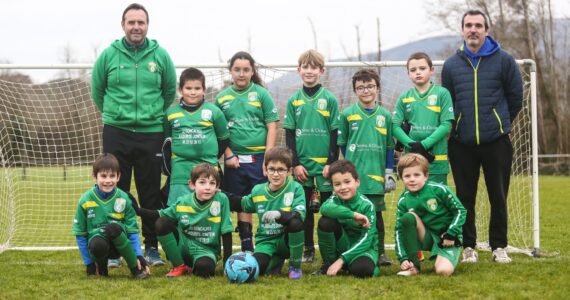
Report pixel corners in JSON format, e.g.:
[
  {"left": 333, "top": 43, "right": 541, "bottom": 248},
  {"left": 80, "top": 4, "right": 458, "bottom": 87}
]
[{"left": 224, "top": 252, "right": 259, "bottom": 283}]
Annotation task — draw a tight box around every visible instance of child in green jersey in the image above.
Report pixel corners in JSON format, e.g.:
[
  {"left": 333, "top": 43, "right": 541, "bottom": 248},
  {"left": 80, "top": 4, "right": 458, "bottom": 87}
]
[
  {"left": 227, "top": 147, "right": 306, "bottom": 279},
  {"left": 72, "top": 153, "right": 149, "bottom": 279},
  {"left": 164, "top": 68, "right": 230, "bottom": 206},
  {"left": 283, "top": 49, "right": 340, "bottom": 263},
  {"left": 394, "top": 153, "right": 466, "bottom": 276},
  {"left": 215, "top": 51, "right": 280, "bottom": 252},
  {"left": 316, "top": 160, "right": 380, "bottom": 278},
  {"left": 337, "top": 68, "right": 396, "bottom": 266},
  {"left": 137, "top": 163, "right": 233, "bottom": 278},
  {"left": 392, "top": 52, "right": 454, "bottom": 184}
]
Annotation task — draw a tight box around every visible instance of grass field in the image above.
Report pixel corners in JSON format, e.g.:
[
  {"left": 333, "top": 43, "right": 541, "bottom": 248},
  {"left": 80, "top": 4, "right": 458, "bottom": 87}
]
[{"left": 0, "top": 176, "right": 569, "bottom": 299}]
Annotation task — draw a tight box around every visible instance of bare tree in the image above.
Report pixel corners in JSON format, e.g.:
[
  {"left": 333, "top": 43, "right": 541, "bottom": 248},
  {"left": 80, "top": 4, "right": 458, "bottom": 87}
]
[{"left": 308, "top": 17, "right": 318, "bottom": 50}]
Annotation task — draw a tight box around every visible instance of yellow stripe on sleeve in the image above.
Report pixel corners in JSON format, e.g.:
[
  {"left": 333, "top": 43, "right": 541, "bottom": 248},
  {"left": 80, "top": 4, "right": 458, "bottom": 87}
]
[
  {"left": 434, "top": 155, "right": 448, "bottom": 161},
  {"left": 292, "top": 100, "right": 305, "bottom": 106},
  {"left": 246, "top": 146, "right": 266, "bottom": 151},
  {"left": 347, "top": 114, "right": 362, "bottom": 121},
  {"left": 248, "top": 101, "right": 261, "bottom": 107},
  {"left": 367, "top": 175, "right": 385, "bottom": 183},
  {"left": 82, "top": 201, "right": 98, "bottom": 209},
  {"left": 198, "top": 121, "right": 213, "bottom": 127},
  {"left": 110, "top": 213, "right": 124, "bottom": 219},
  {"left": 375, "top": 127, "right": 387, "bottom": 135},
  {"left": 176, "top": 206, "right": 195, "bottom": 213},
  {"left": 309, "top": 157, "right": 328, "bottom": 164},
  {"left": 426, "top": 106, "right": 441, "bottom": 113},
  {"left": 217, "top": 95, "right": 235, "bottom": 104},
  {"left": 207, "top": 217, "right": 221, "bottom": 223},
  {"left": 317, "top": 110, "right": 330, "bottom": 117},
  {"left": 253, "top": 196, "right": 267, "bottom": 203},
  {"left": 402, "top": 97, "right": 416, "bottom": 103}
]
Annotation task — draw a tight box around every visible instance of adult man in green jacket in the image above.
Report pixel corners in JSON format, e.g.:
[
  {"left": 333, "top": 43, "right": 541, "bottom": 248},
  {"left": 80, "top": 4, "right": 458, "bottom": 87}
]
[{"left": 91, "top": 3, "right": 177, "bottom": 267}]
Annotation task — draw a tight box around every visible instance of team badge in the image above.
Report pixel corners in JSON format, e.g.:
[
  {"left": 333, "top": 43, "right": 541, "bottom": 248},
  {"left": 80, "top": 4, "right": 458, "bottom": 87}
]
[
  {"left": 349, "top": 144, "right": 357, "bottom": 152},
  {"left": 114, "top": 198, "right": 126, "bottom": 213},
  {"left": 201, "top": 109, "right": 213, "bottom": 121},
  {"left": 317, "top": 99, "right": 327, "bottom": 110},
  {"left": 248, "top": 92, "right": 258, "bottom": 101},
  {"left": 148, "top": 62, "right": 157, "bottom": 73},
  {"left": 376, "top": 115, "right": 385, "bottom": 127},
  {"left": 428, "top": 95, "right": 437, "bottom": 106},
  {"left": 427, "top": 199, "right": 438, "bottom": 211},
  {"left": 283, "top": 192, "right": 294, "bottom": 206},
  {"left": 210, "top": 201, "right": 221, "bottom": 216}
]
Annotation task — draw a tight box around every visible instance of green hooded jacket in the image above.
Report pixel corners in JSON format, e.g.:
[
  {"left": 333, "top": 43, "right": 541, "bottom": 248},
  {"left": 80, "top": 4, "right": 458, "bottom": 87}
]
[{"left": 91, "top": 37, "right": 177, "bottom": 132}]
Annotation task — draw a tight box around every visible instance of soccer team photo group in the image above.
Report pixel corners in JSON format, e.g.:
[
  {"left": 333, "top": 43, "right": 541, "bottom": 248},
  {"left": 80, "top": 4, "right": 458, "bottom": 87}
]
[{"left": 1, "top": 1, "right": 568, "bottom": 298}]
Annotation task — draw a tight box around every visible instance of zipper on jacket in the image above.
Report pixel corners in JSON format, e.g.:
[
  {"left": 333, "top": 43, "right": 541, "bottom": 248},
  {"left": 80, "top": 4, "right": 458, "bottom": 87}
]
[
  {"left": 492, "top": 108, "right": 504, "bottom": 134},
  {"left": 467, "top": 58, "right": 481, "bottom": 145},
  {"left": 134, "top": 63, "right": 138, "bottom": 132}
]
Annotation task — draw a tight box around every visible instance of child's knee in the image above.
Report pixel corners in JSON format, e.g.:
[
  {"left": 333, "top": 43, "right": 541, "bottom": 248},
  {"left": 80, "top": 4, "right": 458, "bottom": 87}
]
[
  {"left": 88, "top": 236, "right": 110, "bottom": 258},
  {"left": 104, "top": 223, "right": 123, "bottom": 240},
  {"left": 194, "top": 257, "right": 216, "bottom": 278},
  {"left": 318, "top": 216, "right": 339, "bottom": 232},
  {"left": 400, "top": 213, "right": 417, "bottom": 228},
  {"left": 435, "top": 261, "right": 455, "bottom": 276},
  {"left": 286, "top": 217, "right": 304, "bottom": 233},
  {"left": 155, "top": 216, "right": 177, "bottom": 236}
]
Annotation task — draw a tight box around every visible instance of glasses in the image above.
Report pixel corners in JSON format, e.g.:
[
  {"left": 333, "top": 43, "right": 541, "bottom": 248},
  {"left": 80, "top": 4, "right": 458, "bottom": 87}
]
[
  {"left": 355, "top": 84, "right": 377, "bottom": 93},
  {"left": 267, "top": 167, "right": 288, "bottom": 175}
]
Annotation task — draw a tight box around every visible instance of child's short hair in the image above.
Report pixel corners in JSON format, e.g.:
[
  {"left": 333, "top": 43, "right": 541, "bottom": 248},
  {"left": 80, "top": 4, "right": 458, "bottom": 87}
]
[
  {"left": 298, "top": 49, "right": 325, "bottom": 69},
  {"left": 264, "top": 146, "right": 293, "bottom": 169},
  {"left": 352, "top": 69, "right": 380, "bottom": 92},
  {"left": 406, "top": 52, "right": 433, "bottom": 70},
  {"left": 397, "top": 153, "right": 429, "bottom": 178},
  {"left": 190, "top": 163, "right": 220, "bottom": 186},
  {"left": 329, "top": 160, "right": 359, "bottom": 181},
  {"left": 93, "top": 153, "right": 120, "bottom": 176},
  {"left": 179, "top": 67, "right": 206, "bottom": 89}
]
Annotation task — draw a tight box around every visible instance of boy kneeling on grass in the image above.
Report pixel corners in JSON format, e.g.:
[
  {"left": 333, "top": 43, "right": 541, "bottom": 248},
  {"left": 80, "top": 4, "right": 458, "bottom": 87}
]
[
  {"left": 137, "top": 163, "right": 234, "bottom": 278},
  {"left": 395, "top": 153, "right": 466, "bottom": 276},
  {"left": 316, "top": 160, "right": 380, "bottom": 278},
  {"left": 73, "top": 153, "right": 149, "bottom": 279}
]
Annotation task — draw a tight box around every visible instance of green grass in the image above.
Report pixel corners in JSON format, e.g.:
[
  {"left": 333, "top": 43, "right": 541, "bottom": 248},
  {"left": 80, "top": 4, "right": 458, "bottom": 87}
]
[{"left": 0, "top": 176, "right": 569, "bottom": 299}]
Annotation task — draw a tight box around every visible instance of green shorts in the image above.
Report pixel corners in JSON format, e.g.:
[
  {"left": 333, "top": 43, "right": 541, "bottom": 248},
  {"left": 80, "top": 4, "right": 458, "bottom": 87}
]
[
  {"left": 429, "top": 174, "right": 448, "bottom": 185},
  {"left": 299, "top": 175, "right": 333, "bottom": 192},
  {"left": 364, "top": 194, "right": 386, "bottom": 212},
  {"left": 180, "top": 237, "right": 218, "bottom": 267},
  {"left": 336, "top": 227, "right": 379, "bottom": 266},
  {"left": 255, "top": 236, "right": 290, "bottom": 259},
  {"left": 168, "top": 183, "right": 191, "bottom": 206},
  {"left": 422, "top": 230, "right": 461, "bottom": 268}
]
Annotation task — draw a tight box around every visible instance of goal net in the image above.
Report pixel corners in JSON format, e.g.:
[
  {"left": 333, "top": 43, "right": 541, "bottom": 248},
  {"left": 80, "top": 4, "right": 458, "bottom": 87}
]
[{"left": 0, "top": 61, "right": 538, "bottom": 255}]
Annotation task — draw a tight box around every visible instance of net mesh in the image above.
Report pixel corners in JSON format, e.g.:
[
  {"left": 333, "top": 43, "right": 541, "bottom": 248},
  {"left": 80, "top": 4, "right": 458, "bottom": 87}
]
[{"left": 0, "top": 62, "right": 535, "bottom": 253}]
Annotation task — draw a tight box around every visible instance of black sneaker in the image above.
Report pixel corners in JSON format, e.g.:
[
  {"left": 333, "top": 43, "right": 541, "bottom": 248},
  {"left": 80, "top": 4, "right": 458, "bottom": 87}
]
[
  {"left": 311, "top": 264, "right": 330, "bottom": 275},
  {"left": 378, "top": 253, "right": 392, "bottom": 266},
  {"left": 131, "top": 267, "right": 150, "bottom": 279},
  {"left": 302, "top": 248, "right": 315, "bottom": 263},
  {"left": 97, "top": 262, "right": 109, "bottom": 277}
]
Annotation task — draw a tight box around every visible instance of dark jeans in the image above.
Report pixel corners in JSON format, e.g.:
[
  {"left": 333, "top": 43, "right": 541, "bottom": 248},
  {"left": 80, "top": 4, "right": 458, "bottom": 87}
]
[
  {"left": 448, "top": 135, "right": 512, "bottom": 250},
  {"left": 103, "top": 125, "right": 164, "bottom": 249}
]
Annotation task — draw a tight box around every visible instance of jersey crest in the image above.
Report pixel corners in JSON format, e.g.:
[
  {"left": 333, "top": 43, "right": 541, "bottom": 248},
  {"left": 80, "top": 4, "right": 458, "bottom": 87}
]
[
  {"left": 376, "top": 115, "right": 385, "bottom": 127},
  {"left": 209, "top": 201, "right": 221, "bottom": 216},
  {"left": 248, "top": 92, "right": 258, "bottom": 101},
  {"left": 317, "top": 99, "right": 327, "bottom": 110},
  {"left": 201, "top": 109, "right": 213, "bottom": 121},
  {"left": 114, "top": 198, "right": 126, "bottom": 213},
  {"left": 148, "top": 62, "right": 157, "bottom": 73},
  {"left": 428, "top": 95, "right": 438, "bottom": 106},
  {"left": 426, "top": 198, "right": 438, "bottom": 211},
  {"left": 283, "top": 192, "right": 294, "bottom": 206}
]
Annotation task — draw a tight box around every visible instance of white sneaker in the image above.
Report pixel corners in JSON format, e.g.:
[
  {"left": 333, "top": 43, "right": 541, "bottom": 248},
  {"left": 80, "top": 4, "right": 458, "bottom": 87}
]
[
  {"left": 462, "top": 247, "right": 478, "bottom": 263},
  {"left": 397, "top": 267, "right": 419, "bottom": 276},
  {"left": 492, "top": 248, "right": 512, "bottom": 263}
]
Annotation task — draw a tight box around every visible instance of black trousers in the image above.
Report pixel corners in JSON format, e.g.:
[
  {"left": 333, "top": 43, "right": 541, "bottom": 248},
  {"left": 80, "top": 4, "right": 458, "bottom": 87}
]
[
  {"left": 103, "top": 125, "right": 164, "bottom": 248},
  {"left": 448, "top": 135, "right": 512, "bottom": 250}
]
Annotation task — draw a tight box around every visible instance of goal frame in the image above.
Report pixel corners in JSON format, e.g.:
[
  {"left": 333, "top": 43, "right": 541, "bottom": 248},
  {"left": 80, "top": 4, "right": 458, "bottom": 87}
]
[{"left": 0, "top": 61, "right": 539, "bottom": 255}]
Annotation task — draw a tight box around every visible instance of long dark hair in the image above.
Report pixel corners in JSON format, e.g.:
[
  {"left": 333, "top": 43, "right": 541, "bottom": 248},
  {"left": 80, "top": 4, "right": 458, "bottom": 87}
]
[{"left": 228, "top": 51, "right": 264, "bottom": 87}]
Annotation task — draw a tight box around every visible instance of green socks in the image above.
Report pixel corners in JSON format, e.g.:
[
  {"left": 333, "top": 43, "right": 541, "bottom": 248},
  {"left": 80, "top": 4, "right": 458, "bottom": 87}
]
[{"left": 158, "top": 232, "right": 184, "bottom": 267}]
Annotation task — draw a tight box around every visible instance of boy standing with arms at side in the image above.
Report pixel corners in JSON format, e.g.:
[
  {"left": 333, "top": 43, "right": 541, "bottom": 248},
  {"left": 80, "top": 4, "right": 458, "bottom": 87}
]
[
  {"left": 72, "top": 153, "right": 149, "bottom": 278},
  {"left": 392, "top": 52, "right": 454, "bottom": 184},
  {"left": 283, "top": 49, "right": 340, "bottom": 263},
  {"left": 337, "top": 69, "right": 396, "bottom": 266},
  {"left": 317, "top": 160, "right": 380, "bottom": 278},
  {"left": 164, "top": 68, "right": 230, "bottom": 205},
  {"left": 394, "top": 153, "right": 466, "bottom": 276}
]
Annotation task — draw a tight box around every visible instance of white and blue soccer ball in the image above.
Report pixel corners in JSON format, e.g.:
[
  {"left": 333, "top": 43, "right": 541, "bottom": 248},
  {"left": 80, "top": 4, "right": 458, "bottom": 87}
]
[{"left": 224, "top": 251, "right": 259, "bottom": 284}]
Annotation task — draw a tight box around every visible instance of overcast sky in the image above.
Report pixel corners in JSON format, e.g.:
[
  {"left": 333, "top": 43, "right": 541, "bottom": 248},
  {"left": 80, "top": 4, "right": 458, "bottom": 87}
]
[{"left": 1, "top": 0, "right": 569, "bottom": 81}]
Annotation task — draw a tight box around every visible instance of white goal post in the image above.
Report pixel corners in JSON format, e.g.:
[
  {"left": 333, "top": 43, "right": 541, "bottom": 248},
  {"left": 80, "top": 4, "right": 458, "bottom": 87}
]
[{"left": 0, "top": 61, "right": 539, "bottom": 256}]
